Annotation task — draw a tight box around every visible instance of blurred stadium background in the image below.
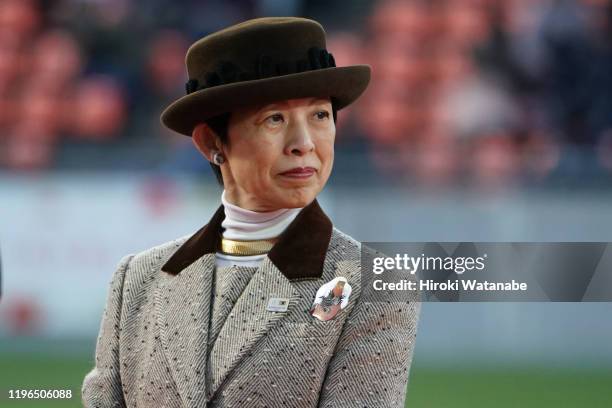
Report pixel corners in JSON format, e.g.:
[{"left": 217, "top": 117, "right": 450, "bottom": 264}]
[{"left": 1, "top": 0, "right": 612, "bottom": 407}]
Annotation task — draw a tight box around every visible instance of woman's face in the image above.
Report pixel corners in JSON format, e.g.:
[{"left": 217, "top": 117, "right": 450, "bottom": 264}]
[{"left": 212, "top": 97, "right": 335, "bottom": 211}]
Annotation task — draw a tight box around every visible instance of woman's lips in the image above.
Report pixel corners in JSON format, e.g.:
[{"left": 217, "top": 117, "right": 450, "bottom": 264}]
[{"left": 279, "top": 166, "right": 317, "bottom": 178}]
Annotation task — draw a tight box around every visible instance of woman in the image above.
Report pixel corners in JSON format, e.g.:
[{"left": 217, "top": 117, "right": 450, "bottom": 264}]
[{"left": 82, "top": 17, "right": 420, "bottom": 408}]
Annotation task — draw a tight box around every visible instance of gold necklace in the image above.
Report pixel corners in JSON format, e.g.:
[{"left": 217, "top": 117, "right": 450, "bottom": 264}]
[{"left": 219, "top": 237, "right": 277, "bottom": 256}]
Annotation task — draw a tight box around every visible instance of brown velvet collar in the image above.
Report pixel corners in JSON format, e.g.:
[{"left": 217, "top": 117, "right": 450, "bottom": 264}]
[{"left": 161, "top": 199, "right": 333, "bottom": 281}]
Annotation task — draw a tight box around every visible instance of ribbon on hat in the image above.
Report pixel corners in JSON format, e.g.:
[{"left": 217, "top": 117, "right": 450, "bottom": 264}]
[{"left": 185, "top": 46, "right": 336, "bottom": 95}]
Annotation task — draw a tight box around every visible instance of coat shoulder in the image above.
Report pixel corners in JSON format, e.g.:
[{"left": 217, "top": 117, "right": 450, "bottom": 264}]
[
  {"left": 330, "top": 227, "right": 380, "bottom": 261},
  {"left": 115, "top": 235, "right": 191, "bottom": 303},
  {"left": 129, "top": 235, "right": 191, "bottom": 270}
]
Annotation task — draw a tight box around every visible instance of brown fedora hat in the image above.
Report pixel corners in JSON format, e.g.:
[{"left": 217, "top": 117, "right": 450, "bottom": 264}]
[{"left": 160, "top": 17, "right": 371, "bottom": 136}]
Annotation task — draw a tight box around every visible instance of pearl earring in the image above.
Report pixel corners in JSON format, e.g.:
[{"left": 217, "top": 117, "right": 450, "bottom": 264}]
[{"left": 213, "top": 151, "right": 225, "bottom": 165}]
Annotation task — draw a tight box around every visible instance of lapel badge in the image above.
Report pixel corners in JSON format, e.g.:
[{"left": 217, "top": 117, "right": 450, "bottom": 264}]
[
  {"left": 310, "top": 277, "right": 352, "bottom": 321},
  {"left": 267, "top": 297, "right": 290, "bottom": 312}
]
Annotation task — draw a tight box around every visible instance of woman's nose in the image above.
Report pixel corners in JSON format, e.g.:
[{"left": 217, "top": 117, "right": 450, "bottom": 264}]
[{"left": 285, "top": 124, "right": 315, "bottom": 156}]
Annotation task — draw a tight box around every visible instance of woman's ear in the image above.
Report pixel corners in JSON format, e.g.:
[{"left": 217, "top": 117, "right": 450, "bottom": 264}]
[{"left": 192, "top": 123, "right": 221, "bottom": 162}]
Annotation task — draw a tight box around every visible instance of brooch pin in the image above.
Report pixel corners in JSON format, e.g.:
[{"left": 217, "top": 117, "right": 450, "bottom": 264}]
[{"left": 309, "top": 277, "right": 352, "bottom": 321}]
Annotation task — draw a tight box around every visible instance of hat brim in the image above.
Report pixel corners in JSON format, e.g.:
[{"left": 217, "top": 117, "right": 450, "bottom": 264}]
[{"left": 160, "top": 65, "right": 371, "bottom": 136}]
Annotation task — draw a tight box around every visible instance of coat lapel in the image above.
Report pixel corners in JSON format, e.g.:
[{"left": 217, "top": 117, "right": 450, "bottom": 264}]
[
  {"left": 206, "top": 257, "right": 299, "bottom": 399},
  {"left": 156, "top": 253, "right": 215, "bottom": 408}
]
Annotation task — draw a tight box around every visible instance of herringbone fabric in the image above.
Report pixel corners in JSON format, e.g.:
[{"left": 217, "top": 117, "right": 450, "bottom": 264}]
[
  {"left": 206, "top": 264, "right": 258, "bottom": 397},
  {"left": 207, "top": 265, "right": 259, "bottom": 353},
  {"left": 82, "top": 228, "right": 421, "bottom": 408}
]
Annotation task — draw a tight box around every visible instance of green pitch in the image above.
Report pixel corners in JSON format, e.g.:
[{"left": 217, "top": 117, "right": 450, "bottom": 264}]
[
  {"left": 406, "top": 366, "right": 612, "bottom": 408},
  {"left": 1, "top": 354, "right": 611, "bottom": 407}
]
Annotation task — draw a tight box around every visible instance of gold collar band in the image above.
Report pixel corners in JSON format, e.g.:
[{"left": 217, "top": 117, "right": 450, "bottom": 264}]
[{"left": 219, "top": 237, "right": 276, "bottom": 256}]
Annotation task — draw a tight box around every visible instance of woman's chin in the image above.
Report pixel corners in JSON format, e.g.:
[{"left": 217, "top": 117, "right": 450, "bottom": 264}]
[{"left": 272, "top": 186, "right": 319, "bottom": 209}]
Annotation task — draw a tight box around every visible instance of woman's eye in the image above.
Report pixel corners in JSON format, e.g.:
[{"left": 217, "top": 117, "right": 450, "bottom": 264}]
[
  {"left": 266, "top": 113, "right": 284, "bottom": 125},
  {"left": 315, "top": 111, "right": 330, "bottom": 120}
]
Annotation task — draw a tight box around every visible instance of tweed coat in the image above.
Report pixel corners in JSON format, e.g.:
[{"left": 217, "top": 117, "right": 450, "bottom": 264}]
[{"left": 82, "top": 199, "right": 421, "bottom": 407}]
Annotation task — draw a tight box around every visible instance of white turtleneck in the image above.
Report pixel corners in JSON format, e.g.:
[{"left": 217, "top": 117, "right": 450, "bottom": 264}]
[{"left": 215, "top": 190, "right": 302, "bottom": 268}]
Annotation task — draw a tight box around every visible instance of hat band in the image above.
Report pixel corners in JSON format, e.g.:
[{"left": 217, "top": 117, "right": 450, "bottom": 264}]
[{"left": 185, "top": 46, "right": 336, "bottom": 95}]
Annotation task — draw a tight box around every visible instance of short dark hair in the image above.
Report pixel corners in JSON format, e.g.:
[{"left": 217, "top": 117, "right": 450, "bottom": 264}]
[{"left": 206, "top": 98, "right": 339, "bottom": 186}]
